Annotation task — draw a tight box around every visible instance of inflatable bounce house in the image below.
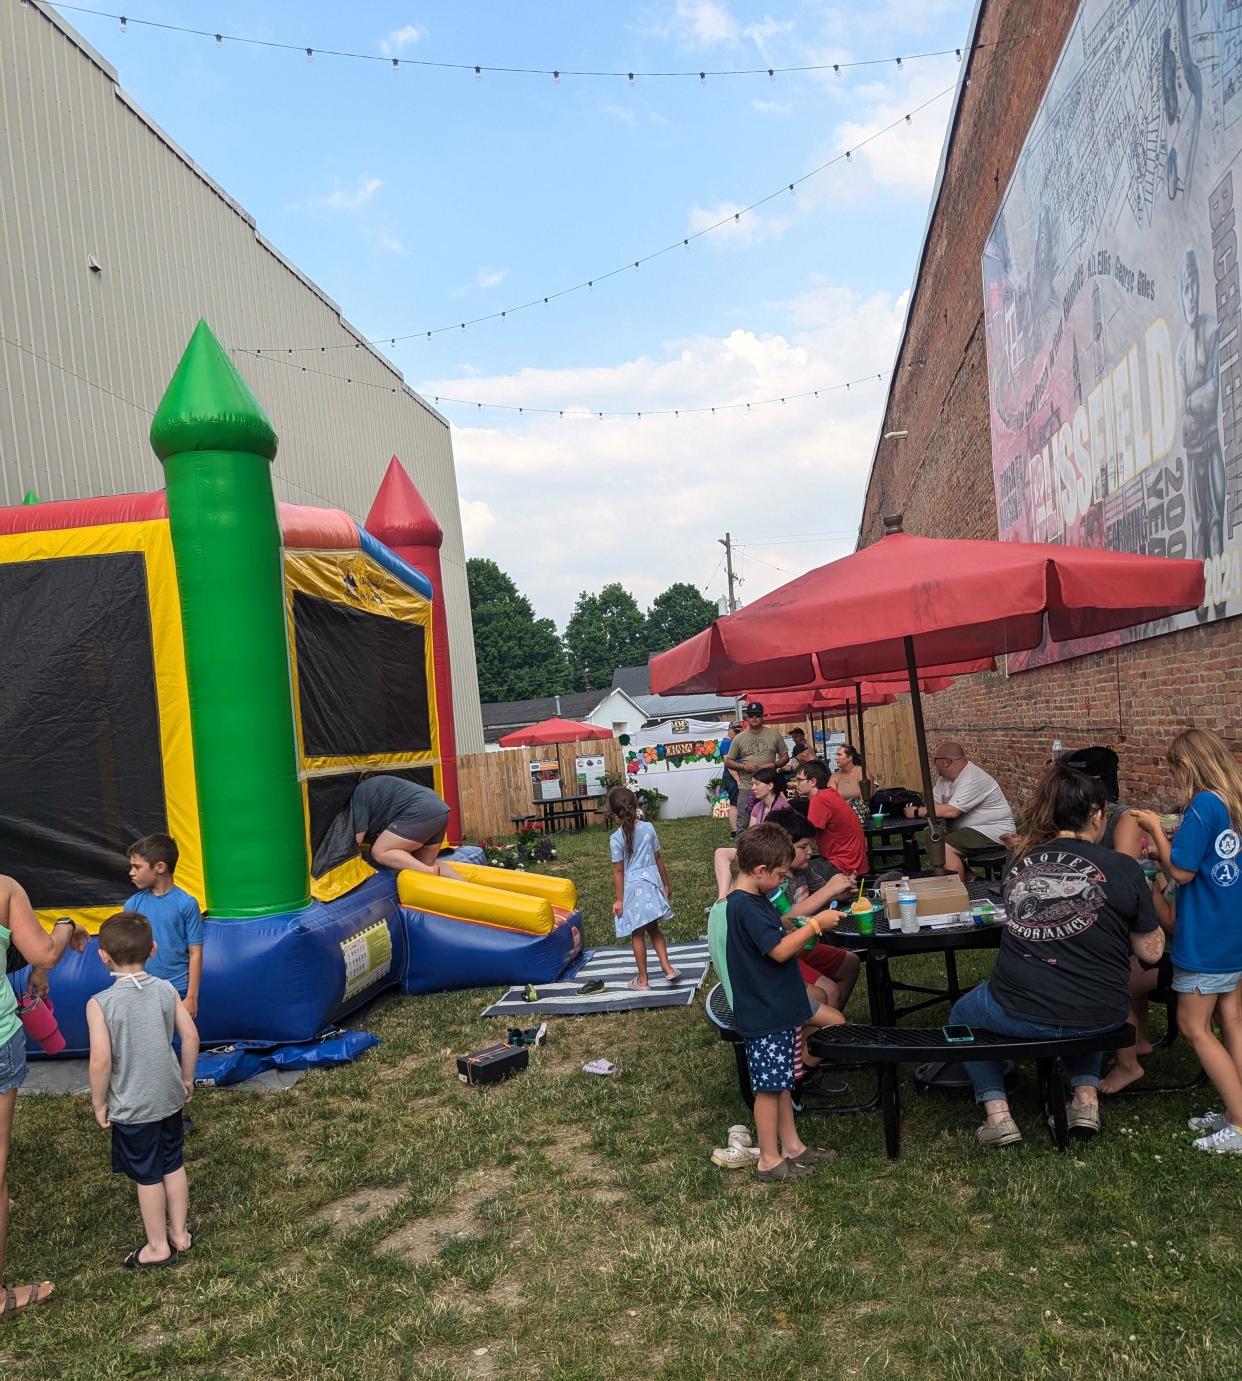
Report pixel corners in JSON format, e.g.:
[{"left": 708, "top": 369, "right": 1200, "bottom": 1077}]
[{"left": 0, "top": 322, "right": 581, "bottom": 1056}]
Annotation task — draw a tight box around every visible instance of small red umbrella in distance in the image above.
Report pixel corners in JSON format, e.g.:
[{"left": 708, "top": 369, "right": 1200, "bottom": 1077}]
[
  {"left": 497, "top": 717, "right": 614, "bottom": 747},
  {"left": 653, "top": 515, "right": 1205, "bottom": 864}
]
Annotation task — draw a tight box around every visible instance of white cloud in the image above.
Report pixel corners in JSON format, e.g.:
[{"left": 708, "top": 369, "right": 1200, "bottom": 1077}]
[
  {"left": 475, "top": 266, "right": 508, "bottom": 289},
  {"left": 672, "top": 0, "right": 740, "bottom": 47},
  {"left": 304, "top": 174, "right": 384, "bottom": 212},
  {"left": 380, "top": 24, "right": 422, "bottom": 57},
  {"left": 601, "top": 103, "right": 637, "bottom": 126},
  {"left": 418, "top": 282, "right": 906, "bottom": 624},
  {"left": 649, "top": 1, "right": 793, "bottom": 55},
  {"left": 686, "top": 200, "right": 791, "bottom": 245},
  {"left": 750, "top": 98, "right": 791, "bottom": 116},
  {"left": 459, "top": 498, "right": 496, "bottom": 551},
  {"left": 365, "top": 226, "right": 406, "bottom": 255}
]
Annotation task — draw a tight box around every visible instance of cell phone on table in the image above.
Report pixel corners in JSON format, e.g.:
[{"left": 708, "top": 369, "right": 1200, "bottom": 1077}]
[{"left": 942, "top": 1024, "right": 975, "bottom": 1044}]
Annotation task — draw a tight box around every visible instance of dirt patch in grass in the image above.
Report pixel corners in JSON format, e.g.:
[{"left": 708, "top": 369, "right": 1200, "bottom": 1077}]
[
  {"left": 312, "top": 1184, "right": 406, "bottom": 1231},
  {"left": 376, "top": 1169, "right": 514, "bottom": 1265}
]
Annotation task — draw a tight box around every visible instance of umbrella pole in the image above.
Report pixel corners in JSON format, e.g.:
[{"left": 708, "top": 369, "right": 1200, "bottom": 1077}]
[
  {"left": 855, "top": 681, "right": 870, "bottom": 805},
  {"left": 904, "top": 635, "right": 945, "bottom": 874},
  {"left": 844, "top": 701, "right": 854, "bottom": 747}
]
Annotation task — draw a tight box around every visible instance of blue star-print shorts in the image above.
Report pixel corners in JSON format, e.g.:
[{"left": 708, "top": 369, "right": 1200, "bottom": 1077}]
[{"left": 743, "top": 1027, "right": 797, "bottom": 1093}]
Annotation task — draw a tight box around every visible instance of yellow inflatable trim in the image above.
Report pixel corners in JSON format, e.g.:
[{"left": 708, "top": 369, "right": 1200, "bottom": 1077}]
[
  {"left": 448, "top": 864, "right": 576, "bottom": 910},
  {"left": 397, "top": 871, "right": 554, "bottom": 936}
]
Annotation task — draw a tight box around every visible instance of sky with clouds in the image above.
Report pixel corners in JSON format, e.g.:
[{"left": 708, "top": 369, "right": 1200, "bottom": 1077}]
[{"left": 58, "top": 0, "right": 976, "bottom": 627}]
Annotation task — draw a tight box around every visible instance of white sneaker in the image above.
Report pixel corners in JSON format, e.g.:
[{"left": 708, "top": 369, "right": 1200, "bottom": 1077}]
[
  {"left": 1188, "top": 1110, "right": 1230, "bottom": 1133},
  {"left": 711, "top": 1144, "right": 760, "bottom": 1168},
  {"left": 1193, "top": 1123, "right": 1242, "bottom": 1154},
  {"left": 727, "top": 1125, "right": 754, "bottom": 1149}
]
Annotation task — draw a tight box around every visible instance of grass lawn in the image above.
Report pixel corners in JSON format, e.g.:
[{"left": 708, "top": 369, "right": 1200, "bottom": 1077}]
[{"left": 4, "top": 815, "right": 1241, "bottom": 1379}]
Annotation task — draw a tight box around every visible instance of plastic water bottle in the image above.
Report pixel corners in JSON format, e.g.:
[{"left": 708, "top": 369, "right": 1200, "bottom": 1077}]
[{"left": 898, "top": 880, "right": 918, "bottom": 934}]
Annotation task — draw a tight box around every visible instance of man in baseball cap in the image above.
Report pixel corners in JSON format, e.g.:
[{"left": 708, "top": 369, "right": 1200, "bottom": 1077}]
[{"left": 722, "top": 701, "right": 789, "bottom": 833}]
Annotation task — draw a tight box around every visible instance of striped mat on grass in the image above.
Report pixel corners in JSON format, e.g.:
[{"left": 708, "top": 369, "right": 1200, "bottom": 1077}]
[{"left": 481, "top": 940, "right": 711, "bottom": 1018}]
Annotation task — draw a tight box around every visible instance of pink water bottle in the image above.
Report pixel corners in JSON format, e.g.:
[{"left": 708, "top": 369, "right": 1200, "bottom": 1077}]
[{"left": 17, "top": 995, "right": 66, "bottom": 1055}]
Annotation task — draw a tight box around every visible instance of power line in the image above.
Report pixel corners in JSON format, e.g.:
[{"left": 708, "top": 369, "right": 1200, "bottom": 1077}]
[
  {"left": 49, "top": 4, "right": 1011, "bottom": 83},
  {"left": 238, "top": 345, "right": 891, "bottom": 418},
  {"left": 242, "top": 81, "right": 962, "bottom": 353}
]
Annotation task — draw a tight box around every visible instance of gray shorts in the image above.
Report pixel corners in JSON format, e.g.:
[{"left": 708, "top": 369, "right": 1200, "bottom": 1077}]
[
  {"left": 945, "top": 827, "right": 1004, "bottom": 854},
  {"left": 387, "top": 803, "right": 451, "bottom": 848}
]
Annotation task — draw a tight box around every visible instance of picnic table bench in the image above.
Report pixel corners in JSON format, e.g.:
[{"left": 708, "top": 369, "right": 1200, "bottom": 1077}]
[{"left": 705, "top": 983, "right": 1134, "bottom": 1158}]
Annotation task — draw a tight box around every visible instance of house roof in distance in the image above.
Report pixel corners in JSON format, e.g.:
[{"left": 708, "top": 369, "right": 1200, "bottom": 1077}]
[{"left": 612, "top": 662, "right": 737, "bottom": 720}]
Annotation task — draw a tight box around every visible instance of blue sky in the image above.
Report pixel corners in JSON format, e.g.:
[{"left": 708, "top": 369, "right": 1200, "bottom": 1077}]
[{"left": 55, "top": 0, "right": 976, "bottom": 625}]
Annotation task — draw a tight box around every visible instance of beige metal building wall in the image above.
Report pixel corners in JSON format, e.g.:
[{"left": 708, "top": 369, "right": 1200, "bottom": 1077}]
[{"left": 0, "top": 1, "right": 484, "bottom": 753}]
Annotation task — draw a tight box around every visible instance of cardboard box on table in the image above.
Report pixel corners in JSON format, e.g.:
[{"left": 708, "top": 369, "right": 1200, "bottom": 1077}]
[{"left": 879, "top": 876, "right": 969, "bottom": 924}]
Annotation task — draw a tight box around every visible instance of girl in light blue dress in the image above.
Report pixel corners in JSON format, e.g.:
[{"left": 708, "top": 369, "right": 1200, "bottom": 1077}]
[{"left": 608, "top": 787, "right": 680, "bottom": 989}]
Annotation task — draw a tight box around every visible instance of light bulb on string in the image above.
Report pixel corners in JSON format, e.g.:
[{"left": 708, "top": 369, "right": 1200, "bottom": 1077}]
[
  {"left": 896, "top": 56, "right": 903, "bottom": 68},
  {"left": 906, "top": 114, "right": 911, "bottom": 123},
  {"left": 699, "top": 71, "right": 706, "bottom": 83},
  {"left": 392, "top": 58, "right": 399, "bottom": 71},
  {"left": 628, "top": 72, "right": 635, "bottom": 85},
  {"left": 768, "top": 68, "right": 774, "bottom": 80},
  {"left": 215, "top": 33, "right": 222, "bottom": 47},
  {"left": 306, "top": 48, "right": 313, "bottom": 62},
  {"left": 553, "top": 70, "right": 560, "bottom": 83},
  {"left": 120, "top": 15, "right": 127, "bottom": 31},
  {"left": 474, "top": 65, "right": 482, "bottom": 80}
]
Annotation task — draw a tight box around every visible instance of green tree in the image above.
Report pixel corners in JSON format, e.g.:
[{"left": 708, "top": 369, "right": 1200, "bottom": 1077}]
[
  {"left": 564, "top": 582, "right": 648, "bottom": 691},
  {"left": 466, "top": 558, "right": 568, "bottom": 701},
  {"left": 645, "top": 581, "right": 718, "bottom": 654}
]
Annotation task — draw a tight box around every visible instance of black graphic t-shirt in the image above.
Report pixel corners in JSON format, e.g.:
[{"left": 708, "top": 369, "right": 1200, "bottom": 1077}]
[{"left": 991, "top": 838, "right": 1158, "bottom": 1028}]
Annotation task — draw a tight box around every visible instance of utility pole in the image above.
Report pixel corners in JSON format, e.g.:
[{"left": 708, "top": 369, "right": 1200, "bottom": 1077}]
[{"left": 718, "top": 532, "right": 740, "bottom": 614}]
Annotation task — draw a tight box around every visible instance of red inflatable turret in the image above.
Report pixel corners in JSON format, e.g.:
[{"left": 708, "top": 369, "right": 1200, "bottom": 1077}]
[{"left": 365, "top": 457, "right": 461, "bottom": 843}]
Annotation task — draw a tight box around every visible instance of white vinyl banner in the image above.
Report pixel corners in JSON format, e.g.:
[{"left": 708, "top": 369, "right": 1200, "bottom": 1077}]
[{"left": 982, "top": 0, "right": 1242, "bottom": 670}]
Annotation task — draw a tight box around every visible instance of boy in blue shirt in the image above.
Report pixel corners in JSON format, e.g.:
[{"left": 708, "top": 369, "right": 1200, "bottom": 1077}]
[
  {"left": 724, "top": 823, "right": 836, "bottom": 1181},
  {"left": 125, "top": 835, "right": 204, "bottom": 1020}
]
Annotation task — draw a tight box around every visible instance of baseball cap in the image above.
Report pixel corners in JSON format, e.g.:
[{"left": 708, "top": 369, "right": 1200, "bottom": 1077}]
[{"left": 744, "top": 700, "right": 765, "bottom": 717}]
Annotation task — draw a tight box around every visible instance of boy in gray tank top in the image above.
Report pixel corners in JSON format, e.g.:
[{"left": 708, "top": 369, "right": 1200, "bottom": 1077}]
[{"left": 86, "top": 911, "right": 199, "bottom": 1269}]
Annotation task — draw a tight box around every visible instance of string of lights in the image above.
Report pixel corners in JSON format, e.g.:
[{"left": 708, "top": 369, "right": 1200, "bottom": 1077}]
[
  {"left": 243, "top": 81, "right": 961, "bottom": 355},
  {"left": 238, "top": 344, "right": 891, "bottom": 419},
  {"left": 0, "top": 328, "right": 370, "bottom": 520},
  {"left": 46, "top": 3, "right": 1014, "bottom": 83}
]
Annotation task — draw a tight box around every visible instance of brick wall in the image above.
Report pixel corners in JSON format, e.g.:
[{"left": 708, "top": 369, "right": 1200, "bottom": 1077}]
[{"left": 859, "top": 0, "right": 1241, "bottom": 816}]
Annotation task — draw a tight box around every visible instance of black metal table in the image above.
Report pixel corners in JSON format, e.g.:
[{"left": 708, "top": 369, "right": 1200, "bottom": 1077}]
[
  {"left": 830, "top": 881, "right": 1003, "bottom": 1025},
  {"left": 829, "top": 881, "right": 1004, "bottom": 1092},
  {"left": 526, "top": 794, "right": 604, "bottom": 834},
  {"left": 863, "top": 817, "right": 927, "bottom": 875}
]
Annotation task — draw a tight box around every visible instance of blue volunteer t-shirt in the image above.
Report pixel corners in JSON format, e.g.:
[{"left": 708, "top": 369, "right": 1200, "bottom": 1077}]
[
  {"left": 724, "top": 890, "right": 812, "bottom": 1039},
  {"left": 1170, "top": 791, "right": 1242, "bottom": 973},
  {"left": 124, "top": 886, "right": 204, "bottom": 995}
]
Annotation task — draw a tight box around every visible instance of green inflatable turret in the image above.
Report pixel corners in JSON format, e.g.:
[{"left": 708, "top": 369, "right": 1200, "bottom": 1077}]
[{"left": 151, "top": 320, "right": 309, "bottom": 918}]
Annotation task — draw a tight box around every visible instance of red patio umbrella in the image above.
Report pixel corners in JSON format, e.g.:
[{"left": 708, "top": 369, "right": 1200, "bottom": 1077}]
[
  {"left": 497, "top": 716, "right": 614, "bottom": 747},
  {"left": 652, "top": 516, "right": 1205, "bottom": 864}
]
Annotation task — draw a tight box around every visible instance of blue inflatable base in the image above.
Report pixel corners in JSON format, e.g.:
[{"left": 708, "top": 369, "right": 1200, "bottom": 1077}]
[
  {"left": 21, "top": 871, "right": 582, "bottom": 1056},
  {"left": 399, "top": 908, "right": 583, "bottom": 996}
]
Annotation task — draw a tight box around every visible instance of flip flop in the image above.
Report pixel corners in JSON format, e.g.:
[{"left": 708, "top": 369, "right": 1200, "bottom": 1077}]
[
  {"left": 0, "top": 1282, "right": 54, "bottom": 1319},
  {"left": 663, "top": 968, "right": 682, "bottom": 983},
  {"left": 626, "top": 978, "right": 649, "bottom": 991},
  {"left": 123, "top": 1246, "right": 177, "bottom": 1270}
]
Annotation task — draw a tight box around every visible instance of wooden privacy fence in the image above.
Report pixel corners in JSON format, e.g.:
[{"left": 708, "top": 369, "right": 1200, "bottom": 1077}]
[
  {"left": 456, "top": 738, "right": 625, "bottom": 840},
  {"left": 822, "top": 704, "right": 922, "bottom": 792}
]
